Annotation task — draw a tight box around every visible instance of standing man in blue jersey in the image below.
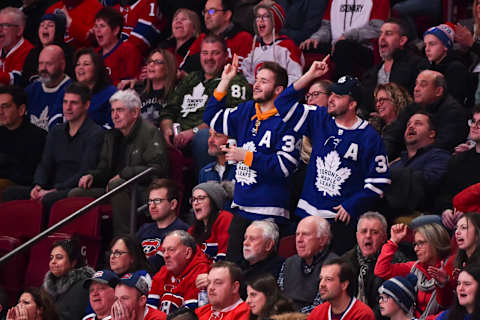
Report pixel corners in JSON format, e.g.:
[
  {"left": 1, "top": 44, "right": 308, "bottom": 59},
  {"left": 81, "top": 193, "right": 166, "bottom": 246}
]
[
  {"left": 203, "top": 56, "right": 302, "bottom": 261},
  {"left": 275, "top": 57, "right": 391, "bottom": 254}
]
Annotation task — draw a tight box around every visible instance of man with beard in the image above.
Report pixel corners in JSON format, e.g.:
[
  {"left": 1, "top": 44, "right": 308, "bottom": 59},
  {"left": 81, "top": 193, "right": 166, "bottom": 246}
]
[
  {"left": 274, "top": 59, "right": 391, "bottom": 254},
  {"left": 203, "top": 56, "right": 301, "bottom": 228},
  {"left": 160, "top": 34, "right": 250, "bottom": 172},
  {"left": 361, "top": 18, "right": 428, "bottom": 115},
  {"left": 198, "top": 128, "right": 235, "bottom": 183},
  {"left": 25, "top": 44, "right": 71, "bottom": 131},
  {"left": 307, "top": 258, "right": 375, "bottom": 320}
]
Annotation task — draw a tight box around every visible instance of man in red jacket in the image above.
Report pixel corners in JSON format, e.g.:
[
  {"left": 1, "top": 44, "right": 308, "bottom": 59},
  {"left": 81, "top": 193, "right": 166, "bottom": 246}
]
[
  {"left": 148, "top": 230, "right": 210, "bottom": 315},
  {"left": 0, "top": 7, "right": 33, "bottom": 86}
]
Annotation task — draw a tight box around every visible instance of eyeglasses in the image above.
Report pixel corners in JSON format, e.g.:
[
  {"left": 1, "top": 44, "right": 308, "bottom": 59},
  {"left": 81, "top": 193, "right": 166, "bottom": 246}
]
[
  {"left": 378, "top": 295, "right": 391, "bottom": 303},
  {"left": 189, "top": 195, "right": 209, "bottom": 204},
  {"left": 202, "top": 8, "right": 226, "bottom": 16},
  {"left": 374, "top": 97, "right": 392, "bottom": 105},
  {"left": 305, "top": 91, "right": 329, "bottom": 101},
  {"left": 468, "top": 119, "right": 480, "bottom": 128},
  {"left": 146, "top": 59, "right": 165, "bottom": 65},
  {"left": 413, "top": 240, "right": 427, "bottom": 248},
  {"left": 148, "top": 198, "right": 170, "bottom": 205},
  {"left": 108, "top": 250, "right": 129, "bottom": 258},
  {"left": 255, "top": 14, "right": 271, "bottom": 21},
  {"left": 0, "top": 23, "right": 19, "bottom": 29}
]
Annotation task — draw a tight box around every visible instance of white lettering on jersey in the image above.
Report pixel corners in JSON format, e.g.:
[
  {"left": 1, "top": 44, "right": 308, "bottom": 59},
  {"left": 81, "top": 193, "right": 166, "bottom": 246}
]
[
  {"left": 316, "top": 150, "right": 351, "bottom": 197},
  {"left": 344, "top": 143, "right": 358, "bottom": 161},
  {"left": 235, "top": 141, "right": 258, "bottom": 186},
  {"left": 258, "top": 130, "right": 272, "bottom": 148},
  {"left": 180, "top": 82, "right": 208, "bottom": 117}
]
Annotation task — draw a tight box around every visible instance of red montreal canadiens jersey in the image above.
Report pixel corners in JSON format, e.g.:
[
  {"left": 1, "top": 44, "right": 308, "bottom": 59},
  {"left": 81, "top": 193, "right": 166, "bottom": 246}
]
[{"left": 114, "top": 0, "right": 167, "bottom": 54}]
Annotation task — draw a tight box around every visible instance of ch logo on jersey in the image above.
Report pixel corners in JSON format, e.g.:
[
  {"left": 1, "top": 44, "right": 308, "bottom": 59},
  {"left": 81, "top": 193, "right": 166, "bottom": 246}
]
[
  {"left": 235, "top": 141, "right": 258, "bottom": 186},
  {"left": 315, "top": 150, "right": 351, "bottom": 197},
  {"left": 141, "top": 239, "right": 161, "bottom": 258},
  {"left": 160, "top": 293, "right": 183, "bottom": 314},
  {"left": 180, "top": 82, "right": 208, "bottom": 117}
]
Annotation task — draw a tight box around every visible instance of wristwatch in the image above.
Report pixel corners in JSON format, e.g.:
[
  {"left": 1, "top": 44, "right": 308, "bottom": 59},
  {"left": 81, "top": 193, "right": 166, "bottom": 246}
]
[{"left": 192, "top": 127, "right": 199, "bottom": 134}]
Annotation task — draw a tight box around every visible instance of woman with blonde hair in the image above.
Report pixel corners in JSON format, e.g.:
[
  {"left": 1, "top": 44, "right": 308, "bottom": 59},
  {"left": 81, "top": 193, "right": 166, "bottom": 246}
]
[
  {"left": 374, "top": 222, "right": 455, "bottom": 319},
  {"left": 369, "top": 82, "right": 412, "bottom": 135},
  {"left": 161, "top": 8, "right": 202, "bottom": 72}
]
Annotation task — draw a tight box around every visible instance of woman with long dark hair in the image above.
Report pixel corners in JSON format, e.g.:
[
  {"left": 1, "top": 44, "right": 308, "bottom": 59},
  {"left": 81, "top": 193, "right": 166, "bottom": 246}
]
[
  {"left": 73, "top": 47, "right": 117, "bottom": 129},
  {"left": 42, "top": 239, "right": 94, "bottom": 320},
  {"left": 107, "top": 234, "right": 152, "bottom": 276},
  {"left": 7, "top": 288, "right": 58, "bottom": 320},
  {"left": 455, "top": 212, "right": 480, "bottom": 269},
  {"left": 246, "top": 275, "right": 295, "bottom": 320},
  {"left": 436, "top": 264, "right": 480, "bottom": 320},
  {"left": 188, "top": 181, "right": 232, "bottom": 261}
]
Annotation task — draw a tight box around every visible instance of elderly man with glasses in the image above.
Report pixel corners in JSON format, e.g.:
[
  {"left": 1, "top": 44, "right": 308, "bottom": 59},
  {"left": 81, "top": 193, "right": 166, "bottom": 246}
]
[{"left": 0, "top": 7, "right": 34, "bottom": 86}]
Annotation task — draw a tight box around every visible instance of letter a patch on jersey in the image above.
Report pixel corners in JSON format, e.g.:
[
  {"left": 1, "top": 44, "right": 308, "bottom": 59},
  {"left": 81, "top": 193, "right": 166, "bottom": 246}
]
[{"left": 315, "top": 151, "right": 351, "bottom": 197}]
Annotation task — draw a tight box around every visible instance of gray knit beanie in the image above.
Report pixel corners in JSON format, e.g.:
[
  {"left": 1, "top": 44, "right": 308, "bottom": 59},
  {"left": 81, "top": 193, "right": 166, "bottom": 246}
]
[{"left": 192, "top": 182, "right": 227, "bottom": 210}]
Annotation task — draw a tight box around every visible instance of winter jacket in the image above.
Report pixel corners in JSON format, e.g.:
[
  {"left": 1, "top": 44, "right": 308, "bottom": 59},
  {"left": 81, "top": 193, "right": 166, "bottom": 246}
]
[
  {"left": 43, "top": 266, "right": 94, "bottom": 320},
  {"left": 89, "top": 118, "right": 168, "bottom": 187},
  {"left": 374, "top": 240, "right": 455, "bottom": 319}
]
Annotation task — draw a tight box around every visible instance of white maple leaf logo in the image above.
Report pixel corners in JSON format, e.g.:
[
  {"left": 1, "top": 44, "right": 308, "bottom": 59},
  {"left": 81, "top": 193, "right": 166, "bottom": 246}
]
[
  {"left": 315, "top": 151, "right": 351, "bottom": 197},
  {"left": 235, "top": 141, "right": 258, "bottom": 186},
  {"left": 180, "top": 82, "right": 208, "bottom": 117},
  {"left": 30, "top": 107, "right": 50, "bottom": 131}
]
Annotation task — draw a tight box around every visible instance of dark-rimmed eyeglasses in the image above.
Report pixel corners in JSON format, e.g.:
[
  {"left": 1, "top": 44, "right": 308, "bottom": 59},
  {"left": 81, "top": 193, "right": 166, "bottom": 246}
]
[
  {"left": 202, "top": 8, "right": 226, "bottom": 16},
  {"left": 146, "top": 59, "right": 165, "bottom": 65},
  {"left": 189, "top": 195, "right": 209, "bottom": 204},
  {"left": 468, "top": 119, "right": 480, "bottom": 128},
  {"left": 0, "top": 23, "right": 19, "bottom": 29},
  {"left": 147, "top": 198, "right": 170, "bottom": 205},
  {"left": 108, "top": 250, "right": 129, "bottom": 258},
  {"left": 305, "top": 91, "right": 329, "bottom": 101}
]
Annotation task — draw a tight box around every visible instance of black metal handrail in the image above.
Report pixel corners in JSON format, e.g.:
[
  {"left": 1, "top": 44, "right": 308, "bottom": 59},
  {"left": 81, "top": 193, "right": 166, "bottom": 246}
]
[{"left": 0, "top": 167, "right": 154, "bottom": 265}]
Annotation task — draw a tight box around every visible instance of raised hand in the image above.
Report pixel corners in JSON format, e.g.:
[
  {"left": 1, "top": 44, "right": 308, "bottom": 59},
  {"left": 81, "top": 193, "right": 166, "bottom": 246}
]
[
  {"left": 428, "top": 266, "right": 449, "bottom": 286},
  {"left": 307, "top": 54, "right": 330, "bottom": 79},
  {"left": 390, "top": 223, "right": 408, "bottom": 244},
  {"left": 221, "top": 54, "right": 239, "bottom": 82}
]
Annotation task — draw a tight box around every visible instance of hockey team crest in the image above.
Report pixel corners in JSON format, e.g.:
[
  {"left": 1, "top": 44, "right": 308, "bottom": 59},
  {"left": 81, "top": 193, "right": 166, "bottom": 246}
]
[
  {"left": 180, "top": 82, "right": 208, "bottom": 117},
  {"left": 315, "top": 151, "right": 351, "bottom": 197},
  {"left": 235, "top": 141, "right": 258, "bottom": 186}
]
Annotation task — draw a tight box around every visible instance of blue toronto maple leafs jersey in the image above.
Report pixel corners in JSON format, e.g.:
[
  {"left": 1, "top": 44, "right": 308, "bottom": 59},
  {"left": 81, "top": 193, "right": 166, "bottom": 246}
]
[
  {"left": 25, "top": 77, "right": 71, "bottom": 131},
  {"left": 275, "top": 85, "right": 391, "bottom": 219},
  {"left": 203, "top": 94, "right": 302, "bottom": 221}
]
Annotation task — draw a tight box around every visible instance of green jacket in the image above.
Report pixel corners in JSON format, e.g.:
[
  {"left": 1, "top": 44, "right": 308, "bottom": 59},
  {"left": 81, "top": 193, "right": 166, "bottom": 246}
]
[
  {"left": 90, "top": 118, "right": 168, "bottom": 186},
  {"left": 160, "top": 71, "right": 252, "bottom": 130}
]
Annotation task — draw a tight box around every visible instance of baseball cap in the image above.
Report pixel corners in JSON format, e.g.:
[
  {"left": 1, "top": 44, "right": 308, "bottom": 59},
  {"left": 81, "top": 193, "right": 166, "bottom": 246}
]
[
  {"left": 83, "top": 270, "right": 119, "bottom": 289},
  {"left": 119, "top": 270, "right": 152, "bottom": 295},
  {"left": 329, "top": 75, "right": 362, "bottom": 103}
]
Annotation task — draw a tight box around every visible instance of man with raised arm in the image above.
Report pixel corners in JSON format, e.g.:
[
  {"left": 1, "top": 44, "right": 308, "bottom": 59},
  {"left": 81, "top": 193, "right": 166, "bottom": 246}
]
[
  {"left": 274, "top": 56, "right": 391, "bottom": 254},
  {"left": 203, "top": 55, "right": 302, "bottom": 230}
]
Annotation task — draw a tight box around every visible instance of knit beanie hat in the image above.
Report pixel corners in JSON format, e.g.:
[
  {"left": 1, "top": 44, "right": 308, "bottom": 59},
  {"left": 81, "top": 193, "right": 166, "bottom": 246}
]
[
  {"left": 378, "top": 273, "right": 418, "bottom": 313},
  {"left": 192, "top": 181, "right": 227, "bottom": 210},
  {"left": 41, "top": 12, "right": 67, "bottom": 44},
  {"left": 254, "top": 0, "right": 286, "bottom": 34},
  {"left": 424, "top": 23, "right": 455, "bottom": 49}
]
